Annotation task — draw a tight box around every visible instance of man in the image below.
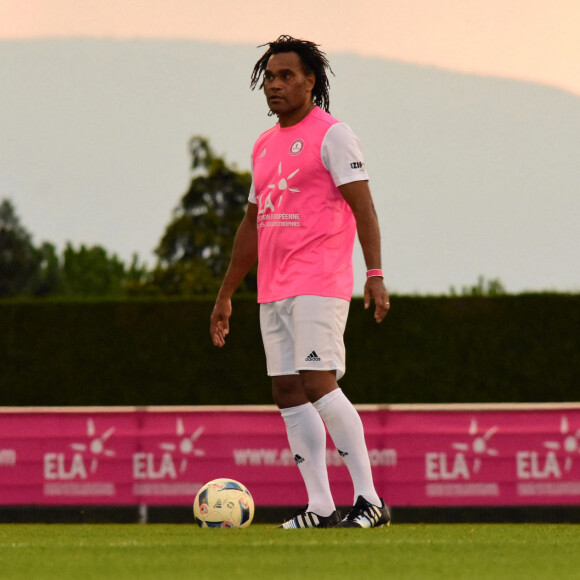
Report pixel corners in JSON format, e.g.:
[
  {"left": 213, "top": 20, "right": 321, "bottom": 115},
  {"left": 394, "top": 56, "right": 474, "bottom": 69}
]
[{"left": 210, "top": 35, "right": 391, "bottom": 529}]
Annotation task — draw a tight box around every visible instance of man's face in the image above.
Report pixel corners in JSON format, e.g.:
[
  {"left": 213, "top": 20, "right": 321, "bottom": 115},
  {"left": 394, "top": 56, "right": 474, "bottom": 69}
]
[{"left": 263, "top": 52, "right": 315, "bottom": 119}]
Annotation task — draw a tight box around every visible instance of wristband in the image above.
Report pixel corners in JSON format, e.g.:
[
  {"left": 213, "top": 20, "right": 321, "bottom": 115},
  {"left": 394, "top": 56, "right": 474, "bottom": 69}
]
[{"left": 366, "top": 269, "right": 384, "bottom": 278}]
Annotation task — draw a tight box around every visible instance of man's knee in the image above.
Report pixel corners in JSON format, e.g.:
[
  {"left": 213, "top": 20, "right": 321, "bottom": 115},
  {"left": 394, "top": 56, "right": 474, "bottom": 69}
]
[
  {"left": 272, "top": 375, "right": 308, "bottom": 409},
  {"left": 300, "top": 370, "right": 338, "bottom": 403}
]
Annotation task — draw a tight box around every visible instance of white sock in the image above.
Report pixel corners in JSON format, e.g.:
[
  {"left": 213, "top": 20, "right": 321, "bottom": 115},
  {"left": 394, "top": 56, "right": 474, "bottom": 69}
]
[
  {"left": 313, "top": 388, "right": 381, "bottom": 506},
  {"left": 280, "top": 403, "right": 336, "bottom": 516}
]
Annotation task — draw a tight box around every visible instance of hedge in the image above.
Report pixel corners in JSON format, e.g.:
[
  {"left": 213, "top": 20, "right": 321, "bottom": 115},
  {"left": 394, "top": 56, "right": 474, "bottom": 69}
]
[{"left": 1, "top": 295, "right": 578, "bottom": 406}]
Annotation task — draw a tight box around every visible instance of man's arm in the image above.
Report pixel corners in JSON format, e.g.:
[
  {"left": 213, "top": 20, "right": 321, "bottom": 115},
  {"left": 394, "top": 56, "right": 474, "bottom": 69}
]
[
  {"left": 339, "top": 180, "right": 390, "bottom": 323},
  {"left": 210, "top": 202, "right": 259, "bottom": 346}
]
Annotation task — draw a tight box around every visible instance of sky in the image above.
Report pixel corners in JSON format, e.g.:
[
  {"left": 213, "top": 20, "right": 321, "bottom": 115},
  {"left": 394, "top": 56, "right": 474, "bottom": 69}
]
[
  {"left": 1, "top": 0, "right": 579, "bottom": 295},
  {"left": 1, "top": 0, "right": 580, "bottom": 96}
]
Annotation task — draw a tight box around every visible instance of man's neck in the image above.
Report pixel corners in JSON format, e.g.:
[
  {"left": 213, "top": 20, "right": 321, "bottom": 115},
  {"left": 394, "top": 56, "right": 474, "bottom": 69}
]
[{"left": 278, "top": 102, "right": 316, "bottom": 128}]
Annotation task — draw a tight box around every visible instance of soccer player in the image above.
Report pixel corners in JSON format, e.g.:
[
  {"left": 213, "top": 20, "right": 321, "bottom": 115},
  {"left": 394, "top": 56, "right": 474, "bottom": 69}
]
[{"left": 210, "top": 35, "right": 391, "bottom": 529}]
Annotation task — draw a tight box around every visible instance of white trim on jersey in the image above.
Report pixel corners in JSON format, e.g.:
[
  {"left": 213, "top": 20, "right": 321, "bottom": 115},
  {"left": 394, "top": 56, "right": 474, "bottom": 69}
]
[{"left": 321, "top": 122, "right": 369, "bottom": 187}]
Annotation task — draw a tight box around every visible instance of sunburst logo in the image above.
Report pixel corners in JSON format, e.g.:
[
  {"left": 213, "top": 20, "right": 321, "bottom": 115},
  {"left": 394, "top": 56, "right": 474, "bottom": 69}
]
[
  {"left": 543, "top": 416, "right": 580, "bottom": 472},
  {"left": 69, "top": 418, "right": 116, "bottom": 474},
  {"left": 452, "top": 419, "right": 499, "bottom": 473},
  {"left": 158, "top": 418, "right": 205, "bottom": 473},
  {"left": 267, "top": 161, "right": 300, "bottom": 207}
]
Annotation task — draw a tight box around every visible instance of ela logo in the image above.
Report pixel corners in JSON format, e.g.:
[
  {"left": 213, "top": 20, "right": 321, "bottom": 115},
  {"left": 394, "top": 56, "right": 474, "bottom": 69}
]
[
  {"left": 425, "top": 419, "right": 498, "bottom": 481},
  {"left": 517, "top": 416, "right": 580, "bottom": 479},
  {"left": 258, "top": 161, "right": 300, "bottom": 213},
  {"left": 44, "top": 419, "right": 116, "bottom": 480},
  {"left": 133, "top": 418, "right": 205, "bottom": 480}
]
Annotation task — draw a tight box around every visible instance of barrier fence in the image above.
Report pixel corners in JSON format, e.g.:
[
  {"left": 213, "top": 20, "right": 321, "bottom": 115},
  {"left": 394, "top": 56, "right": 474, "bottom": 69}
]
[{"left": 1, "top": 404, "right": 580, "bottom": 508}]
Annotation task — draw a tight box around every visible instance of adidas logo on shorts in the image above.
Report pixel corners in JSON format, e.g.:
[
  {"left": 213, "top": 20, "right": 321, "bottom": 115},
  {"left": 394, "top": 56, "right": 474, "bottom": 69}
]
[{"left": 305, "top": 351, "right": 321, "bottom": 362}]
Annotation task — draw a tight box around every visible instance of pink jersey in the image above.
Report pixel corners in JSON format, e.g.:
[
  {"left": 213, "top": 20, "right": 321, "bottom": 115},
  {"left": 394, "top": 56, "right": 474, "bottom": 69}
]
[{"left": 249, "top": 107, "right": 369, "bottom": 303}]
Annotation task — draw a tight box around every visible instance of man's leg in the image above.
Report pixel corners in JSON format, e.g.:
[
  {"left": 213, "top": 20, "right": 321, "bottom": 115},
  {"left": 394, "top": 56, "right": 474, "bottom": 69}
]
[
  {"left": 300, "top": 370, "right": 390, "bottom": 528},
  {"left": 273, "top": 375, "right": 336, "bottom": 518},
  {"left": 301, "top": 371, "right": 381, "bottom": 506}
]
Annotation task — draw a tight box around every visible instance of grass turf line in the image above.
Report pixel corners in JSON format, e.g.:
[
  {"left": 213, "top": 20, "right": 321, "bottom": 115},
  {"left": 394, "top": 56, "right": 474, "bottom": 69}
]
[{"left": 1, "top": 524, "right": 580, "bottom": 579}]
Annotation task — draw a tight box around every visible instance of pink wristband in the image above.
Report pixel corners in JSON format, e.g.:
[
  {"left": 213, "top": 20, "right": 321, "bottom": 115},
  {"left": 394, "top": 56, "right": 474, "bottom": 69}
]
[{"left": 366, "top": 269, "right": 384, "bottom": 278}]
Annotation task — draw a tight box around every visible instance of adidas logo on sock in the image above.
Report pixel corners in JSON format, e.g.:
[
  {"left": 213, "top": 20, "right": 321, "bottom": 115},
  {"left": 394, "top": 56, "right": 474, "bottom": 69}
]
[
  {"left": 305, "top": 351, "right": 321, "bottom": 361},
  {"left": 294, "top": 454, "right": 305, "bottom": 464}
]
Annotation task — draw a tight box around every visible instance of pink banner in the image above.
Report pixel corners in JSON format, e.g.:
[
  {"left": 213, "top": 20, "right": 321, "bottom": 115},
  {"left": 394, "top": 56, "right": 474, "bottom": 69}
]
[{"left": 1, "top": 404, "right": 580, "bottom": 507}]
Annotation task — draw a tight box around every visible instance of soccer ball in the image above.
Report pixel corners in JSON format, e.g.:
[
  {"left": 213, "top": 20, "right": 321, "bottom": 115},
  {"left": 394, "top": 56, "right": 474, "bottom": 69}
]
[{"left": 193, "top": 478, "right": 254, "bottom": 528}]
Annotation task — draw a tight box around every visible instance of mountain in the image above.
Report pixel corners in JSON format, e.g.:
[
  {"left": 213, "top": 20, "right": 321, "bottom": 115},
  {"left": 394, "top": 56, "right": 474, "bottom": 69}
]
[{"left": 1, "top": 39, "right": 579, "bottom": 295}]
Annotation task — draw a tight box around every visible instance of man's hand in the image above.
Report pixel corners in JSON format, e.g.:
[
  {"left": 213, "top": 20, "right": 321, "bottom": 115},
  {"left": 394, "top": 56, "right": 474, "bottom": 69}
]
[
  {"left": 210, "top": 297, "right": 232, "bottom": 347},
  {"left": 208, "top": 203, "right": 258, "bottom": 347},
  {"left": 364, "top": 277, "right": 390, "bottom": 323}
]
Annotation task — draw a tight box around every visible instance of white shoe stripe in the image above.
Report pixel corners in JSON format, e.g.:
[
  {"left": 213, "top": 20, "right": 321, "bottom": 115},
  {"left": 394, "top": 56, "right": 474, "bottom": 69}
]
[
  {"left": 282, "top": 511, "right": 334, "bottom": 529},
  {"left": 351, "top": 505, "right": 383, "bottom": 528}
]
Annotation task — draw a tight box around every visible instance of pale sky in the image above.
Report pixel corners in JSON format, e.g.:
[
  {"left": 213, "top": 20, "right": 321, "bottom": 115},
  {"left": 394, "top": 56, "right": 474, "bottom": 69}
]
[{"left": 1, "top": 0, "right": 579, "bottom": 96}]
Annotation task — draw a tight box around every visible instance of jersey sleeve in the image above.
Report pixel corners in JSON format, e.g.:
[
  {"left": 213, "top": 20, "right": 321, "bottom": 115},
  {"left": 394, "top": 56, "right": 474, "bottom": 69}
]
[{"left": 321, "top": 122, "right": 369, "bottom": 186}]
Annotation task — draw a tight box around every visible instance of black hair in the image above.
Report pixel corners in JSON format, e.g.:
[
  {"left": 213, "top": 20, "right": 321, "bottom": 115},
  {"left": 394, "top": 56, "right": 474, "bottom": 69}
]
[{"left": 250, "top": 35, "right": 334, "bottom": 113}]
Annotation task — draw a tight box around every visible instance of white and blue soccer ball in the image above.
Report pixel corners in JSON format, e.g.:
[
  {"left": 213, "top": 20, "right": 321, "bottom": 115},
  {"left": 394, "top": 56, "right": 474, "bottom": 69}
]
[{"left": 193, "top": 478, "right": 254, "bottom": 528}]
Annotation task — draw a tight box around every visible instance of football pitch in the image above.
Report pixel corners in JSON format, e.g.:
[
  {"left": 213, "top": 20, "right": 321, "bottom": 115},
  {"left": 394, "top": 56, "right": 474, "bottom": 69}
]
[{"left": 1, "top": 523, "right": 579, "bottom": 579}]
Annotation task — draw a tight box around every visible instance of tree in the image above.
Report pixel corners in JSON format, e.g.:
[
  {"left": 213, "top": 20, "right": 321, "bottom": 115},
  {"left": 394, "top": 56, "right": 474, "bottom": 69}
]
[
  {"left": 149, "top": 136, "right": 255, "bottom": 295},
  {"left": 35, "top": 242, "right": 63, "bottom": 296},
  {"left": 0, "top": 199, "right": 148, "bottom": 298},
  {"left": 449, "top": 276, "right": 507, "bottom": 297},
  {"left": 0, "top": 199, "right": 42, "bottom": 297},
  {"left": 60, "top": 243, "right": 147, "bottom": 298}
]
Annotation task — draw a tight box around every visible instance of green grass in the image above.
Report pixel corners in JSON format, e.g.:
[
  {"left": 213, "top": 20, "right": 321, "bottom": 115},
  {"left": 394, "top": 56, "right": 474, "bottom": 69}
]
[{"left": 1, "top": 523, "right": 580, "bottom": 579}]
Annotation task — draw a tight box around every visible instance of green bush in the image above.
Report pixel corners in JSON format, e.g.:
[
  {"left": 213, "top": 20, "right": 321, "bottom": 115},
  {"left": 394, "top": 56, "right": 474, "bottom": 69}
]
[{"left": 1, "top": 295, "right": 578, "bottom": 406}]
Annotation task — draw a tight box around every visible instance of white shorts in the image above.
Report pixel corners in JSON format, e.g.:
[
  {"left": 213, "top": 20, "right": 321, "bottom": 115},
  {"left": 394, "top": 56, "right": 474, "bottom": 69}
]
[{"left": 259, "top": 295, "right": 350, "bottom": 380}]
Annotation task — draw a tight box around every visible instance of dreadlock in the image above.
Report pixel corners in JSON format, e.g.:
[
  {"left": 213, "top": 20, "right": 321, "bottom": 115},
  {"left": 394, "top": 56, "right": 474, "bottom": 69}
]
[{"left": 250, "top": 35, "right": 334, "bottom": 113}]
